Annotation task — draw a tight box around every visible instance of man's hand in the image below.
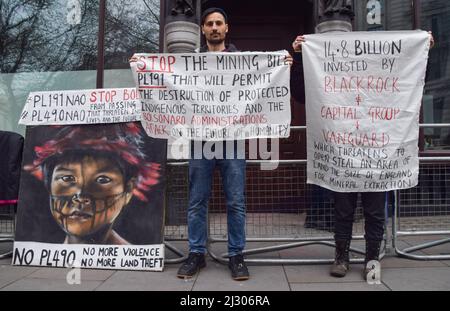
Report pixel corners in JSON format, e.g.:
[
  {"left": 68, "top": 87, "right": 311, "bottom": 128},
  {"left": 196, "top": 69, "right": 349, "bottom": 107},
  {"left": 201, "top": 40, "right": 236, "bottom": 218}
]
[
  {"left": 428, "top": 31, "right": 435, "bottom": 49},
  {"left": 129, "top": 56, "right": 138, "bottom": 63},
  {"left": 292, "top": 35, "right": 305, "bottom": 53},
  {"left": 284, "top": 54, "right": 293, "bottom": 66}
]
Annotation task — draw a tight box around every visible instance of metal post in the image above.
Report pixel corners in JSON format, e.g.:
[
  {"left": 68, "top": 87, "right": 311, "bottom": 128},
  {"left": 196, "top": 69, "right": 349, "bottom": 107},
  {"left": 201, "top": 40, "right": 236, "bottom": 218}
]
[{"left": 96, "top": 0, "right": 106, "bottom": 89}]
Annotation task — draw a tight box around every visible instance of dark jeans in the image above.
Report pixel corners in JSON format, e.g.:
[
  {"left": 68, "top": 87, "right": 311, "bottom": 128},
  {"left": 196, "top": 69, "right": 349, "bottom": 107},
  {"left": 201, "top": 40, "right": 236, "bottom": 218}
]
[
  {"left": 334, "top": 192, "right": 386, "bottom": 241},
  {"left": 188, "top": 141, "right": 246, "bottom": 256}
]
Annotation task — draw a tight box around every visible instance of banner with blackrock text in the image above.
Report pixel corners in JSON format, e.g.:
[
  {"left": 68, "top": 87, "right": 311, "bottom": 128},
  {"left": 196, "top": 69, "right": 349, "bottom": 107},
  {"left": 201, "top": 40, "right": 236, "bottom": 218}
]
[
  {"left": 130, "top": 51, "right": 291, "bottom": 141},
  {"left": 302, "top": 30, "right": 430, "bottom": 192}
]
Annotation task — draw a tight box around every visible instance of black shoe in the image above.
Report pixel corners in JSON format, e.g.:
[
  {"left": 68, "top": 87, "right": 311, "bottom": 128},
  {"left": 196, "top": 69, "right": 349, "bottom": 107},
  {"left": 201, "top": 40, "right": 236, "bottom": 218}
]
[
  {"left": 228, "top": 254, "right": 250, "bottom": 281},
  {"left": 177, "top": 252, "right": 206, "bottom": 279},
  {"left": 363, "top": 240, "right": 382, "bottom": 281}
]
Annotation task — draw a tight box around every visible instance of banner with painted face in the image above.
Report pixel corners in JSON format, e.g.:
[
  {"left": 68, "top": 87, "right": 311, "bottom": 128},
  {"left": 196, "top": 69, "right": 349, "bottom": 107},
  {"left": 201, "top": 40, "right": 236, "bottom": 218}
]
[
  {"left": 302, "top": 30, "right": 430, "bottom": 192},
  {"left": 129, "top": 51, "right": 291, "bottom": 141},
  {"left": 13, "top": 89, "right": 167, "bottom": 271}
]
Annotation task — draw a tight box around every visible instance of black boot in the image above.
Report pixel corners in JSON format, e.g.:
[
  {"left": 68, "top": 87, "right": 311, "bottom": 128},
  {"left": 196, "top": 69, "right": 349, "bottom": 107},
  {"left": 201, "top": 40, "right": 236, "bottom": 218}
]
[
  {"left": 330, "top": 239, "right": 351, "bottom": 277},
  {"left": 363, "top": 240, "right": 382, "bottom": 280}
]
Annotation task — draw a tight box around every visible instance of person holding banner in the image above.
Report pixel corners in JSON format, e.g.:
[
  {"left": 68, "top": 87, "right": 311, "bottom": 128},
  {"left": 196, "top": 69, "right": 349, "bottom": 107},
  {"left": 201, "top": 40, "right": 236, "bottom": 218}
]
[
  {"left": 290, "top": 36, "right": 335, "bottom": 233},
  {"left": 291, "top": 32, "right": 434, "bottom": 280},
  {"left": 175, "top": 7, "right": 250, "bottom": 281},
  {"left": 23, "top": 123, "right": 161, "bottom": 245}
]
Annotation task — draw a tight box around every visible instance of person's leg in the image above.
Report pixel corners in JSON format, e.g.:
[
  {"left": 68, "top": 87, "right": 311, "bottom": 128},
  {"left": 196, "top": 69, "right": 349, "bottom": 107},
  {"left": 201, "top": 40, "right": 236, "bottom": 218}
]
[
  {"left": 177, "top": 156, "right": 214, "bottom": 278},
  {"left": 331, "top": 192, "right": 357, "bottom": 277},
  {"left": 219, "top": 158, "right": 246, "bottom": 255},
  {"left": 361, "top": 192, "right": 385, "bottom": 242},
  {"left": 187, "top": 158, "right": 215, "bottom": 254},
  {"left": 334, "top": 192, "right": 358, "bottom": 240},
  {"left": 218, "top": 153, "right": 247, "bottom": 280}
]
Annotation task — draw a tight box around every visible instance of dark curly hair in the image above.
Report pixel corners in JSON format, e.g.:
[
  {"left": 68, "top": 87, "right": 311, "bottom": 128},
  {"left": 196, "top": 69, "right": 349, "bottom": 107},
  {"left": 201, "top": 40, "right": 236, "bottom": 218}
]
[{"left": 24, "top": 122, "right": 160, "bottom": 202}]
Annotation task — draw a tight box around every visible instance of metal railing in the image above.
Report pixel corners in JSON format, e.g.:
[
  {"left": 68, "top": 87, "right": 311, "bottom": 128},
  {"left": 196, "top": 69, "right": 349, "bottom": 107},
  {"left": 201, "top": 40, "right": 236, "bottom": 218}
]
[
  {"left": 393, "top": 159, "right": 450, "bottom": 260},
  {"left": 391, "top": 123, "right": 450, "bottom": 260},
  {"left": 0, "top": 203, "right": 16, "bottom": 259},
  {"left": 164, "top": 158, "right": 381, "bottom": 264},
  {"left": 205, "top": 159, "right": 385, "bottom": 264},
  {"left": 164, "top": 123, "right": 450, "bottom": 265},
  {"left": 2, "top": 125, "right": 449, "bottom": 263}
]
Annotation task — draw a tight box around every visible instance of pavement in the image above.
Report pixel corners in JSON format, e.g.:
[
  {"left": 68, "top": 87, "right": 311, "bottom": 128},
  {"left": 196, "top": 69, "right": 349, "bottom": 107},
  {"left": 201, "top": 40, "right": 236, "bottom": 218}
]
[{"left": 1, "top": 236, "right": 450, "bottom": 291}]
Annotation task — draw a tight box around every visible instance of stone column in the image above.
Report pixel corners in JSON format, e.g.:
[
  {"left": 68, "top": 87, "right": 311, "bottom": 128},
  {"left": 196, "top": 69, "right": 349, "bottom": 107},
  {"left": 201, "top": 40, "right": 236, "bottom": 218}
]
[
  {"left": 164, "top": 0, "right": 201, "bottom": 53},
  {"left": 164, "top": 1, "right": 201, "bottom": 161},
  {"left": 316, "top": 0, "right": 354, "bottom": 33}
]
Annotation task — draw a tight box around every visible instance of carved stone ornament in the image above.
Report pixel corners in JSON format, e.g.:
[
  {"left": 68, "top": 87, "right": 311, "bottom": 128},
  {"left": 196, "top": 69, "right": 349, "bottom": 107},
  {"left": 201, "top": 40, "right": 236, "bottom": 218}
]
[
  {"left": 171, "top": 0, "right": 195, "bottom": 17},
  {"left": 319, "top": 0, "right": 354, "bottom": 18}
]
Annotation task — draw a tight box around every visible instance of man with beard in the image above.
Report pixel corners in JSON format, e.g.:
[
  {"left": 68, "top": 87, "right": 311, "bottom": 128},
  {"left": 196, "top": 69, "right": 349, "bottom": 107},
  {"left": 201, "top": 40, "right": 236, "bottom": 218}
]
[{"left": 176, "top": 7, "right": 249, "bottom": 281}]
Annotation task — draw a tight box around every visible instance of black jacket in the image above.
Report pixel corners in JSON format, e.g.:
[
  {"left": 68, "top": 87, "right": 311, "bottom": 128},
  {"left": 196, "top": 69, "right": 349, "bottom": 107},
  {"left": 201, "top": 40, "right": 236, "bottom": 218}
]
[
  {"left": 199, "top": 43, "right": 239, "bottom": 53},
  {"left": 0, "top": 131, "right": 24, "bottom": 200},
  {"left": 290, "top": 52, "right": 305, "bottom": 102}
]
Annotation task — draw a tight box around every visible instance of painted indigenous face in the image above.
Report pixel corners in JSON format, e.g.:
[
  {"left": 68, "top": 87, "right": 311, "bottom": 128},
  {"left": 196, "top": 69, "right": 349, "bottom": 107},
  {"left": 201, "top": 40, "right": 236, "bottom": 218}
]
[
  {"left": 50, "top": 156, "right": 132, "bottom": 237},
  {"left": 202, "top": 12, "right": 228, "bottom": 45}
]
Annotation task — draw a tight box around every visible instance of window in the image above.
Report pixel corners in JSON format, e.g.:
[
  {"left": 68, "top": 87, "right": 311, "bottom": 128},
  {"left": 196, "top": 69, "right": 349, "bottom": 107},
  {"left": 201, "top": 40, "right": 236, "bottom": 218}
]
[
  {"left": 0, "top": 0, "right": 161, "bottom": 135},
  {"left": 103, "top": 0, "right": 160, "bottom": 88},
  {"left": 0, "top": 0, "right": 100, "bottom": 135}
]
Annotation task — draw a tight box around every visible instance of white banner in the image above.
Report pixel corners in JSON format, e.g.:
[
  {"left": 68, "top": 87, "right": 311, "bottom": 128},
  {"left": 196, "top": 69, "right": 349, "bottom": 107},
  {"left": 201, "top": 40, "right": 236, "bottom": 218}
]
[
  {"left": 302, "top": 30, "right": 430, "bottom": 192},
  {"left": 130, "top": 51, "right": 291, "bottom": 141},
  {"left": 18, "top": 88, "right": 141, "bottom": 125},
  {"left": 13, "top": 242, "right": 164, "bottom": 271}
]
